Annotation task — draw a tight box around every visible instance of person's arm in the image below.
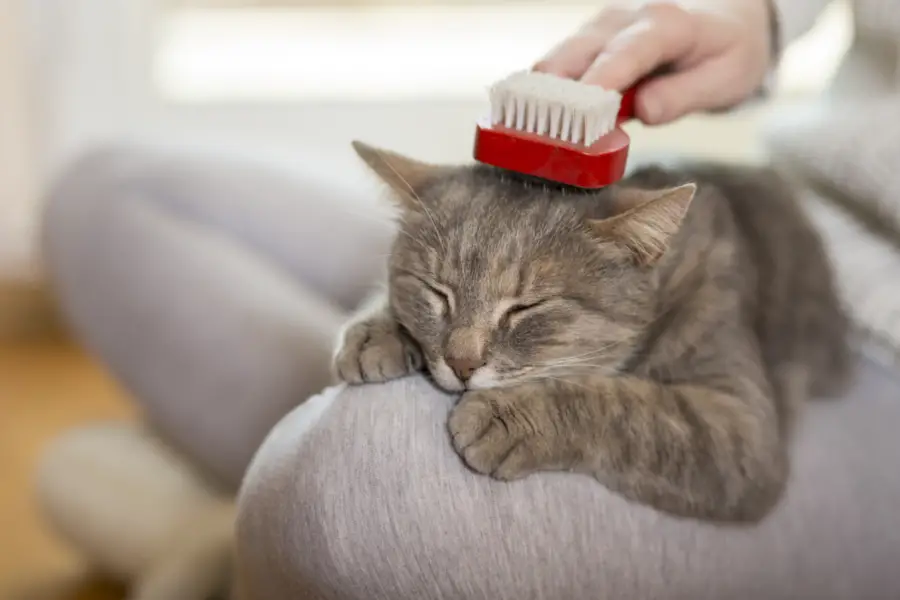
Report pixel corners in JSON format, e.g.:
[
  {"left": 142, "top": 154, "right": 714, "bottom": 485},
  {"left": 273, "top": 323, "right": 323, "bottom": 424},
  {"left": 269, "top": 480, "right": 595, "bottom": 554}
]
[{"left": 769, "top": 0, "right": 833, "bottom": 59}]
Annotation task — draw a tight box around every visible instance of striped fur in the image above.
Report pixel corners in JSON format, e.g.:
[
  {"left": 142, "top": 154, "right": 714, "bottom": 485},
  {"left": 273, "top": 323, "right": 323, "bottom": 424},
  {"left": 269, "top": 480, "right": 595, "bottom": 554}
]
[{"left": 339, "top": 143, "right": 853, "bottom": 523}]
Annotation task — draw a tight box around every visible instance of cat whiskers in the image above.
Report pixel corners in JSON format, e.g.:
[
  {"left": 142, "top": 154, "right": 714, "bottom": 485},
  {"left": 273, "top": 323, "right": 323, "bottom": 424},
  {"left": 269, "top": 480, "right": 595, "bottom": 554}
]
[
  {"left": 533, "top": 338, "right": 632, "bottom": 369},
  {"left": 396, "top": 228, "right": 433, "bottom": 255},
  {"left": 528, "top": 363, "right": 617, "bottom": 380},
  {"left": 531, "top": 375, "right": 594, "bottom": 392},
  {"left": 524, "top": 341, "right": 635, "bottom": 382}
]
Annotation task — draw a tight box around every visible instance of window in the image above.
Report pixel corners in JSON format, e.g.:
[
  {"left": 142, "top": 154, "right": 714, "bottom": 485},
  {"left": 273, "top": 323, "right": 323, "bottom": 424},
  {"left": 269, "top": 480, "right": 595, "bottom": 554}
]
[
  {"left": 153, "top": 0, "right": 851, "bottom": 104},
  {"left": 154, "top": 2, "right": 599, "bottom": 102}
]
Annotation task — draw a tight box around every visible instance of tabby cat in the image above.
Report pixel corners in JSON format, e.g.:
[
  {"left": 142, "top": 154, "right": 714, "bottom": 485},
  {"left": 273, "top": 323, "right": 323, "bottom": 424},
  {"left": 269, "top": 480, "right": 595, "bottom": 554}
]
[{"left": 334, "top": 141, "right": 852, "bottom": 523}]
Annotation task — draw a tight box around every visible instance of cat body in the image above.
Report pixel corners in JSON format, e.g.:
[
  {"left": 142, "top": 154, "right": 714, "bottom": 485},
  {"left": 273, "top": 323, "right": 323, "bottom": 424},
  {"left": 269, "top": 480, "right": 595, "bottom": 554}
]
[{"left": 335, "top": 142, "right": 852, "bottom": 523}]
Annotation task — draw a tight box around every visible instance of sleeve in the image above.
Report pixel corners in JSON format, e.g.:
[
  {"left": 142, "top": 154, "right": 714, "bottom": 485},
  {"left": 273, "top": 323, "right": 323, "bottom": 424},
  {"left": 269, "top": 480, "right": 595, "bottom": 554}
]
[
  {"left": 751, "top": 0, "right": 833, "bottom": 97},
  {"left": 768, "top": 0, "right": 834, "bottom": 56}
]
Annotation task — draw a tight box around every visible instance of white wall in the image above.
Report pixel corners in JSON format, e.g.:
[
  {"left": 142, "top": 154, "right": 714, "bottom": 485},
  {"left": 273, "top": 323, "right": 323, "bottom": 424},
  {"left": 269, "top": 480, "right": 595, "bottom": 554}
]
[{"left": 0, "top": 0, "right": 40, "bottom": 283}]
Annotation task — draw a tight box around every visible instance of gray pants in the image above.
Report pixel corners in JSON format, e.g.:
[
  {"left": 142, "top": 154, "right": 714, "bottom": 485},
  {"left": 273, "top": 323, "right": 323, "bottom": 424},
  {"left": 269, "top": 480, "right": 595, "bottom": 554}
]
[{"left": 43, "top": 146, "right": 900, "bottom": 599}]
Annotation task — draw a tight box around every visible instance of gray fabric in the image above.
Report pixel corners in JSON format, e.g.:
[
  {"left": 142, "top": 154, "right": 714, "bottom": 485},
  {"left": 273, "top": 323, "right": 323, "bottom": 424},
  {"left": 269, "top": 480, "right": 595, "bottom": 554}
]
[
  {"left": 41, "top": 146, "right": 394, "bottom": 489},
  {"left": 801, "top": 193, "right": 900, "bottom": 364},
  {"left": 236, "top": 356, "right": 900, "bottom": 600},
  {"left": 42, "top": 144, "right": 900, "bottom": 599}
]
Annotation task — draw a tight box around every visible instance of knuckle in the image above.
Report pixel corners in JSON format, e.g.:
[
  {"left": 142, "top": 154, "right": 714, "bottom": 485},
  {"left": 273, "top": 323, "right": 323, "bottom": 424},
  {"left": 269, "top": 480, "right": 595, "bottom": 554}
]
[
  {"left": 641, "top": 2, "right": 686, "bottom": 21},
  {"left": 598, "top": 38, "right": 647, "bottom": 81},
  {"left": 589, "top": 6, "right": 629, "bottom": 26},
  {"left": 640, "top": 3, "right": 692, "bottom": 44},
  {"left": 614, "top": 50, "right": 645, "bottom": 76}
]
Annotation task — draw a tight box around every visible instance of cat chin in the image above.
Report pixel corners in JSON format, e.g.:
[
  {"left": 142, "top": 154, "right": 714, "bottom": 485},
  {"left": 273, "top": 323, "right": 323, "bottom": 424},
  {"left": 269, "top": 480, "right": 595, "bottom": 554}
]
[
  {"left": 466, "top": 366, "right": 526, "bottom": 390},
  {"left": 466, "top": 367, "right": 501, "bottom": 390}
]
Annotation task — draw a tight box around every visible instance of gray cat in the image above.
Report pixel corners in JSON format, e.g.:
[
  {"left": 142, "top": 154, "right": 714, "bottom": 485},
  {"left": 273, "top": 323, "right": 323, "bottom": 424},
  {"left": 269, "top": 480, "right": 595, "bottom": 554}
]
[{"left": 334, "top": 141, "right": 852, "bottom": 523}]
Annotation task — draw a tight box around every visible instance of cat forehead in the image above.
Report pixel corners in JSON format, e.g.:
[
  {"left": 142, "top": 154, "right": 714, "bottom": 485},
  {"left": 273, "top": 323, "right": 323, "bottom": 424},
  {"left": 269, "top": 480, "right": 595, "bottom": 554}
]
[{"left": 428, "top": 172, "right": 582, "bottom": 219}]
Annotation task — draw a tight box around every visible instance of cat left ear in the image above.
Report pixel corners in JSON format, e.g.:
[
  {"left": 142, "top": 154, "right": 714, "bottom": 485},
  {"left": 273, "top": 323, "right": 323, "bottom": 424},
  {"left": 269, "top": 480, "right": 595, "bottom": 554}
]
[
  {"left": 587, "top": 183, "right": 697, "bottom": 266},
  {"left": 352, "top": 140, "right": 450, "bottom": 213}
]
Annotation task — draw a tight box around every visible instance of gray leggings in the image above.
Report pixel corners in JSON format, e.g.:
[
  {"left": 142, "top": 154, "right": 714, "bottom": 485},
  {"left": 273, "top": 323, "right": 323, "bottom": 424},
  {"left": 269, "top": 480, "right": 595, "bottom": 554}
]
[
  {"left": 43, "top": 146, "right": 900, "bottom": 599},
  {"left": 42, "top": 146, "right": 394, "bottom": 487}
]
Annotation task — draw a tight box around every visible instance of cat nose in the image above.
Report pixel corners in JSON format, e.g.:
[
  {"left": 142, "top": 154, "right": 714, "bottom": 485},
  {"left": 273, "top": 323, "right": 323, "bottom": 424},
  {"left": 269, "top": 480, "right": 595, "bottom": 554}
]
[{"left": 445, "top": 356, "right": 486, "bottom": 381}]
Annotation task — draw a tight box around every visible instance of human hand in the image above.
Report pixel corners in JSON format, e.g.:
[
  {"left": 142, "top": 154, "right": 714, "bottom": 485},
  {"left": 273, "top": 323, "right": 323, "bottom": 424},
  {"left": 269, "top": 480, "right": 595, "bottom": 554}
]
[{"left": 534, "top": 0, "right": 774, "bottom": 124}]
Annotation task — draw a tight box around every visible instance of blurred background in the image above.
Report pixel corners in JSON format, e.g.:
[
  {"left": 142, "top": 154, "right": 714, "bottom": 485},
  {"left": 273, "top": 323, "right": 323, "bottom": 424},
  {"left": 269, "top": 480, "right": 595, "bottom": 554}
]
[{"left": 0, "top": 0, "right": 849, "bottom": 598}]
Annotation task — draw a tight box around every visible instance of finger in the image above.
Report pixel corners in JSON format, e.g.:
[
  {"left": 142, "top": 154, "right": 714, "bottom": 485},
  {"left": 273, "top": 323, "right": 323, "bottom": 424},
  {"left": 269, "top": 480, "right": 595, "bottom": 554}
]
[
  {"left": 533, "top": 11, "right": 633, "bottom": 79},
  {"left": 580, "top": 3, "right": 696, "bottom": 92},
  {"left": 635, "top": 53, "right": 754, "bottom": 124}
]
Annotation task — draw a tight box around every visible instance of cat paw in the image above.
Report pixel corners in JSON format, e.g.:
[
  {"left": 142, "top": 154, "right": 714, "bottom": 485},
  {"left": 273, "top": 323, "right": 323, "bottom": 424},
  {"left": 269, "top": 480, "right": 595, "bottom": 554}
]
[
  {"left": 333, "top": 317, "right": 424, "bottom": 384},
  {"left": 448, "top": 385, "right": 565, "bottom": 481}
]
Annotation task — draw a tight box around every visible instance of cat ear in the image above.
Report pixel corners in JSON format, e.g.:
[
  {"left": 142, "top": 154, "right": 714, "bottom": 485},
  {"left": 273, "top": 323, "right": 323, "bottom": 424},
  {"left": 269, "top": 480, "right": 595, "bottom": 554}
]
[
  {"left": 588, "top": 183, "right": 697, "bottom": 266},
  {"left": 352, "top": 140, "right": 449, "bottom": 213}
]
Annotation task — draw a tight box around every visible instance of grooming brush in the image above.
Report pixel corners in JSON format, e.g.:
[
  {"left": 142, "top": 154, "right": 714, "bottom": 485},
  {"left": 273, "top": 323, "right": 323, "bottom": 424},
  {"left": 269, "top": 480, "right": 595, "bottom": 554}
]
[{"left": 473, "top": 70, "right": 640, "bottom": 189}]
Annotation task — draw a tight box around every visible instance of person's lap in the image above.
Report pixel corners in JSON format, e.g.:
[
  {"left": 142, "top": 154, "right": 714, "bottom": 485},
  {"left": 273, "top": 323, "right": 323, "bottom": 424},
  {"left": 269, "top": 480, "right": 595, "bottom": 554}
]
[
  {"left": 235, "top": 355, "right": 900, "bottom": 600},
  {"left": 42, "top": 144, "right": 900, "bottom": 599}
]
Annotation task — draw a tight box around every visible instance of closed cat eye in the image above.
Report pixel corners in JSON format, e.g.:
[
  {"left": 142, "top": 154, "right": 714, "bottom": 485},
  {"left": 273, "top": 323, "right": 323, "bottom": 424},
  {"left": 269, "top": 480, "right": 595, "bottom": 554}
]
[
  {"left": 501, "top": 299, "right": 549, "bottom": 325},
  {"left": 418, "top": 279, "right": 453, "bottom": 314},
  {"left": 425, "top": 285, "right": 449, "bottom": 304}
]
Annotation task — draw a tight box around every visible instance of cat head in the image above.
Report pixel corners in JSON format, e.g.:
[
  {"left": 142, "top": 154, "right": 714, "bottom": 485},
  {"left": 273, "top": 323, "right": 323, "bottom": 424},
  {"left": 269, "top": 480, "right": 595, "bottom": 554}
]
[{"left": 353, "top": 141, "right": 696, "bottom": 392}]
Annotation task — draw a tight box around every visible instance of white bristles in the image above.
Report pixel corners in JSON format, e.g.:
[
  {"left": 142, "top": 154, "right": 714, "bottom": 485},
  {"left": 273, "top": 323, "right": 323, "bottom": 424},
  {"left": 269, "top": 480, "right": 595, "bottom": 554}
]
[{"left": 488, "top": 70, "right": 622, "bottom": 147}]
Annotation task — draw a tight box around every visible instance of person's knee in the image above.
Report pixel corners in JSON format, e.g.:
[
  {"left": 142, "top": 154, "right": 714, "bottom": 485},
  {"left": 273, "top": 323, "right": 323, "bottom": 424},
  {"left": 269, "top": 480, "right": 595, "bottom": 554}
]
[
  {"left": 40, "top": 143, "right": 348, "bottom": 490},
  {"left": 232, "top": 378, "right": 675, "bottom": 600},
  {"left": 44, "top": 144, "right": 156, "bottom": 216},
  {"left": 234, "top": 379, "right": 462, "bottom": 600},
  {"left": 234, "top": 385, "right": 355, "bottom": 599},
  {"left": 42, "top": 144, "right": 162, "bottom": 271}
]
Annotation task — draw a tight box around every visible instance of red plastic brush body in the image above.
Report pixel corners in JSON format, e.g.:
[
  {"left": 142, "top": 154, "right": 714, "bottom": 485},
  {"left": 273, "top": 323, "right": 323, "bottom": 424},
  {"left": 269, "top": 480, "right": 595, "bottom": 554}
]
[{"left": 473, "top": 85, "right": 638, "bottom": 189}]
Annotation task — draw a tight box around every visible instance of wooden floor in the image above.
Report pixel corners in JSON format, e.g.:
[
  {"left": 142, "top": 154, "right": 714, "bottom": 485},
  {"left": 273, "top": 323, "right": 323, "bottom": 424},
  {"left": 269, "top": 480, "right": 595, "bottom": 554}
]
[{"left": 1, "top": 336, "right": 135, "bottom": 600}]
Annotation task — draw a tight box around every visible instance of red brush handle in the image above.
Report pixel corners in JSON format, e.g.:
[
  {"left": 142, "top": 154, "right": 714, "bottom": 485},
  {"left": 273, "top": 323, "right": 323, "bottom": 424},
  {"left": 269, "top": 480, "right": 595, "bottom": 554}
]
[
  {"left": 618, "top": 84, "right": 639, "bottom": 122},
  {"left": 473, "top": 82, "right": 641, "bottom": 189}
]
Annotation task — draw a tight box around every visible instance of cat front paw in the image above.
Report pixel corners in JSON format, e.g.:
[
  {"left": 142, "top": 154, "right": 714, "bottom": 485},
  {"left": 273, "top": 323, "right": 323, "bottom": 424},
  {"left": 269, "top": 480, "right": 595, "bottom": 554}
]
[
  {"left": 333, "top": 317, "right": 424, "bottom": 385},
  {"left": 448, "top": 384, "right": 570, "bottom": 481}
]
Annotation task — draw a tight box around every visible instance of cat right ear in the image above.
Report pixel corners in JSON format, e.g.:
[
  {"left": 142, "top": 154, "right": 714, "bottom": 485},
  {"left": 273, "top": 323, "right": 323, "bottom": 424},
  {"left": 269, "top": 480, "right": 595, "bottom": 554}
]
[
  {"left": 352, "top": 140, "right": 449, "bottom": 213},
  {"left": 587, "top": 183, "right": 696, "bottom": 266}
]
